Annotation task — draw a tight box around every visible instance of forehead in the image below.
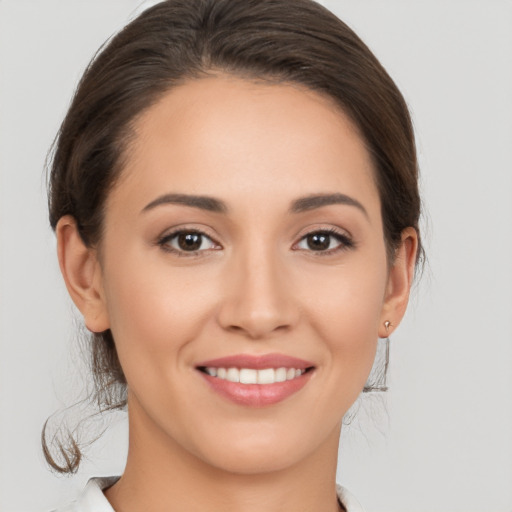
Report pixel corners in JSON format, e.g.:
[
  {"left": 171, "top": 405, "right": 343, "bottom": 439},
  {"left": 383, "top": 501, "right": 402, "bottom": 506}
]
[{"left": 110, "top": 74, "right": 380, "bottom": 218}]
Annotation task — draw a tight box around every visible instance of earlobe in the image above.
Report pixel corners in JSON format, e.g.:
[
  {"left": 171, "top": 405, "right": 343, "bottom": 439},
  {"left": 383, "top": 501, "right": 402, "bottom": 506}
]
[
  {"left": 379, "top": 227, "right": 418, "bottom": 338},
  {"left": 56, "top": 215, "right": 110, "bottom": 333}
]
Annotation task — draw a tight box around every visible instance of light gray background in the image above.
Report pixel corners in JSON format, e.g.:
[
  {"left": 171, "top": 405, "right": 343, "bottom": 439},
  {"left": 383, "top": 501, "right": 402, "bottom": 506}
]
[{"left": 1, "top": 1, "right": 511, "bottom": 511}]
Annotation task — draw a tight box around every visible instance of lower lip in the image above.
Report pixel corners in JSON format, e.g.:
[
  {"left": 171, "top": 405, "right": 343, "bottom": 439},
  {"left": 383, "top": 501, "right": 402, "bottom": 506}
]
[{"left": 198, "top": 370, "right": 314, "bottom": 407}]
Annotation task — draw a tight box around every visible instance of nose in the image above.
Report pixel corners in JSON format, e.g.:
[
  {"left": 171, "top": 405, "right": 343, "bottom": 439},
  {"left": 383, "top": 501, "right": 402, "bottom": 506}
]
[{"left": 217, "top": 246, "right": 299, "bottom": 339}]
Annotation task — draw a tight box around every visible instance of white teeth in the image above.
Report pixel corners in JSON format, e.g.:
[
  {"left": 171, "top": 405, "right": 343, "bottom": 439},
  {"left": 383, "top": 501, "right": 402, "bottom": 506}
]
[
  {"left": 257, "top": 368, "right": 275, "bottom": 384},
  {"left": 203, "top": 366, "right": 307, "bottom": 384},
  {"left": 275, "top": 367, "right": 287, "bottom": 382},
  {"left": 226, "top": 367, "right": 239, "bottom": 382},
  {"left": 239, "top": 368, "right": 258, "bottom": 384}
]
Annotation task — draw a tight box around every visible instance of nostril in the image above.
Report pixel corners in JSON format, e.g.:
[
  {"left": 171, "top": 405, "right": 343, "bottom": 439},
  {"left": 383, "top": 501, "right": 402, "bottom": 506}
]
[
  {"left": 227, "top": 325, "right": 243, "bottom": 332},
  {"left": 216, "top": 285, "right": 299, "bottom": 339},
  {"left": 230, "top": 323, "right": 291, "bottom": 340}
]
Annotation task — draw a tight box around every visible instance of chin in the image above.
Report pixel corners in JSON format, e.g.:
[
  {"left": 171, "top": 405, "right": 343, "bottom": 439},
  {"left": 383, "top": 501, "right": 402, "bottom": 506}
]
[
  {"left": 187, "top": 420, "right": 340, "bottom": 476},
  {"left": 200, "top": 442, "right": 304, "bottom": 475}
]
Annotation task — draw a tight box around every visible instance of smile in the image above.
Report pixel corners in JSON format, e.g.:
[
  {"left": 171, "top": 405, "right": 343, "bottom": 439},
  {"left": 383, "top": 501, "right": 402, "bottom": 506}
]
[
  {"left": 195, "top": 354, "right": 315, "bottom": 407},
  {"left": 199, "top": 367, "right": 308, "bottom": 384}
]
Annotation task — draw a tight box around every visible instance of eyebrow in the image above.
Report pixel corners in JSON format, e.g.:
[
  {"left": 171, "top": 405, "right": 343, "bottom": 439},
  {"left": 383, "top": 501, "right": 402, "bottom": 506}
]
[
  {"left": 290, "top": 193, "right": 368, "bottom": 218},
  {"left": 141, "top": 192, "right": 368, "bottom": 217},
  {"left": 142, "top": 193, "right": 228, "bottom": 214}
]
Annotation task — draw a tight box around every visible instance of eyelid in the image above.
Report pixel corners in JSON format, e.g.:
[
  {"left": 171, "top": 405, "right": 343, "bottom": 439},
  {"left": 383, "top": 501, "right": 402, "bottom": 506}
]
[
  {"left": 292, "top": 227, "right": 355, "bottom": 254},
  {"left": 154, "top": 224, "right": 354, "bottom": 257},
  {"left": 156, "top": 226, "right": 222, "bottom": 255}
]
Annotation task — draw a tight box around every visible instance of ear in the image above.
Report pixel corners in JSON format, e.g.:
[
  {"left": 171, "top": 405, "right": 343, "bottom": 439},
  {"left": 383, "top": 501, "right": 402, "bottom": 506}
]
[
  {"left": 56, "top": 215, "right": 110, "bottom": 333},
  {"left": 379, "top": 227, "right": 418, "bottom": 338}
]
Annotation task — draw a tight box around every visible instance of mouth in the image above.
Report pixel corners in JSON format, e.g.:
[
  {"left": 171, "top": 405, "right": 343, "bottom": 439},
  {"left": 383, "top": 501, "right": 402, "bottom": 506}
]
[
  {"left": 195, "top": 353, "right": 316, "bottom": 407},
  {"left": 197, "top": 366, "right": 314, "bottom": 384}
]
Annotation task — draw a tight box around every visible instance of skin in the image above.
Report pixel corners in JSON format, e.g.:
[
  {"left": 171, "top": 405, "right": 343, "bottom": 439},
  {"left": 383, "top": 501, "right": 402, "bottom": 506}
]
[{"left": 57, "top": 75, "right": 417, "bottom": 512}]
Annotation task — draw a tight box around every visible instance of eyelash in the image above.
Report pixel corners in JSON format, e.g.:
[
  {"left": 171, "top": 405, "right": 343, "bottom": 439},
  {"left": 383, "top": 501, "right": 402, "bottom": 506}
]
[
  {"left": 156, "top": 228, "right": 355, "bottom": 257},
  {"left": 157, "top": 229, "right": 220, "bottom": 257},
  {"left": 294, "top": 228, "right": 355, "bottom": 255}
]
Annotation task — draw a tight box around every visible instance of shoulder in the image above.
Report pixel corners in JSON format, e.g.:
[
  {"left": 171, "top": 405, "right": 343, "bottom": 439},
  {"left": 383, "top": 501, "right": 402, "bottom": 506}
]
[
  {"left": 49, "top": 477, "right": 120, "bottom": 512},
  {"left": 336, "top": 483, "right": 366, "bottom": 512}
]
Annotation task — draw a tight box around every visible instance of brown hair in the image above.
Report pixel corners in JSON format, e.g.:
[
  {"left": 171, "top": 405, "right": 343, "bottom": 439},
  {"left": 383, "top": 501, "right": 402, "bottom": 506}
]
[{"left": 45, "top": 0, "right": 423, "bottom": 473}]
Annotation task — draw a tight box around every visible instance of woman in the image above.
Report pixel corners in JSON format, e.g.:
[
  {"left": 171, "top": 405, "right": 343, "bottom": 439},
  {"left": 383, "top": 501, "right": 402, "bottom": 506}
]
[{"left": 46, "top": 0, "right": 422, "bottom": 510}]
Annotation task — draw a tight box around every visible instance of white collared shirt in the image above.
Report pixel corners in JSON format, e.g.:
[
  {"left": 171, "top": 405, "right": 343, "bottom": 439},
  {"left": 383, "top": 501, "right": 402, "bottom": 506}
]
[{"left": 52, "top": 476, "right": 365, "bottom": 512}]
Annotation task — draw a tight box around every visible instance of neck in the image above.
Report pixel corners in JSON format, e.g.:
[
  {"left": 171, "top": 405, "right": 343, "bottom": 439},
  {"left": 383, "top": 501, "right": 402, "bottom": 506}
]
[{"left": 105, "top": 394, "right": 343, "bottom": 512}]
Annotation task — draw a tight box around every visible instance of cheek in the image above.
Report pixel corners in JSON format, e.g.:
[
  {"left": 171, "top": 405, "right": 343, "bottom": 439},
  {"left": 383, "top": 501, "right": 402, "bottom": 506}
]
[
  {"left": 297, "top": 255, "right": 388, "bottom": 383},
  {"left": 101, "top": 246, "right": 218, "bottom": 369}
]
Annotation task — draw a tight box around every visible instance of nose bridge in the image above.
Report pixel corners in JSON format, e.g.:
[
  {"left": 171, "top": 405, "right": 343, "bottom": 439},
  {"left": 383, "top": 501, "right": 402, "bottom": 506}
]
[{"left": 217, "top": 238, "right": 297, "bottom": 338}]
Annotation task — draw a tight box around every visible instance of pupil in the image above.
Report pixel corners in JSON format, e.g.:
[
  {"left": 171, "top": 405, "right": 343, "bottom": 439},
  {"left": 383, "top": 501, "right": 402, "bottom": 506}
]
[
  {"left": 307, "top": 233, "right": 330, "bottom": 251},
  {"left": 178, "top": 233, "right": 201, "bottom": 251}
]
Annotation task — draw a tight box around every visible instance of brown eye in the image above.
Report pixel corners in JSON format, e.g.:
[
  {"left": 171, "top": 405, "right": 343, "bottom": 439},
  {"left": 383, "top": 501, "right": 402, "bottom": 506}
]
[
  {"left": 306, "top": 233, "right": 331, "bottom": 251},
  {"left": 177, "top": 232, "right": 203, "bottom": 251},
  {"left": 296, "top": 230, "right": 354, "bottom": 253},
  {"left": 159, "top": 230, "right": 218, "bottom": 253}
]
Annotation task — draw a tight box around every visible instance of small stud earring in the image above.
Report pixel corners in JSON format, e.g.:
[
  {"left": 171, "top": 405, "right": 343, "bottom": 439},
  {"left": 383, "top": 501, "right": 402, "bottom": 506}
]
[{"left": 384, "top": 320, "right": 392, "bottom": 333}]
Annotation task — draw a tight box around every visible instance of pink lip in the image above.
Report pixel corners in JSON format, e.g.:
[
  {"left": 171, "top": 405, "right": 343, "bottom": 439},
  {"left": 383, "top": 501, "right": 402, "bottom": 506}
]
[
  {"left": 198, "top": 371, "right": 314, "bottom": 407},
  {"left": 195, "top": 353, "right": 315, "bottom": 407},
  {"left": 196, "top": 353, "right": 314, "bottom": 370}
]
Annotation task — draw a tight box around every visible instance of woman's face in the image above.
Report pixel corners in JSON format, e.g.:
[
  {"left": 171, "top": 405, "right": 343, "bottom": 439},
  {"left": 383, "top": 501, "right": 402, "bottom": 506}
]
[{"left": 77, "top": 75, "right": 412, "bottom": 474}]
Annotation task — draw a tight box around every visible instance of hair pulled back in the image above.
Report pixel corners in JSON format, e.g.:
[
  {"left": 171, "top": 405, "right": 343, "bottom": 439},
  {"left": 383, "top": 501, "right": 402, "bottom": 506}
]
[{"left": 45, "top": 0, "right": 422, "bottom": 473}]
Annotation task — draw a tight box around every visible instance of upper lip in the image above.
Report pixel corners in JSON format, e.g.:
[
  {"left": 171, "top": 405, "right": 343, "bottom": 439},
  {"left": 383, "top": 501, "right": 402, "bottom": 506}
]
[{"left": 196, "top": 353, "right": 315, "bottom": 370}]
